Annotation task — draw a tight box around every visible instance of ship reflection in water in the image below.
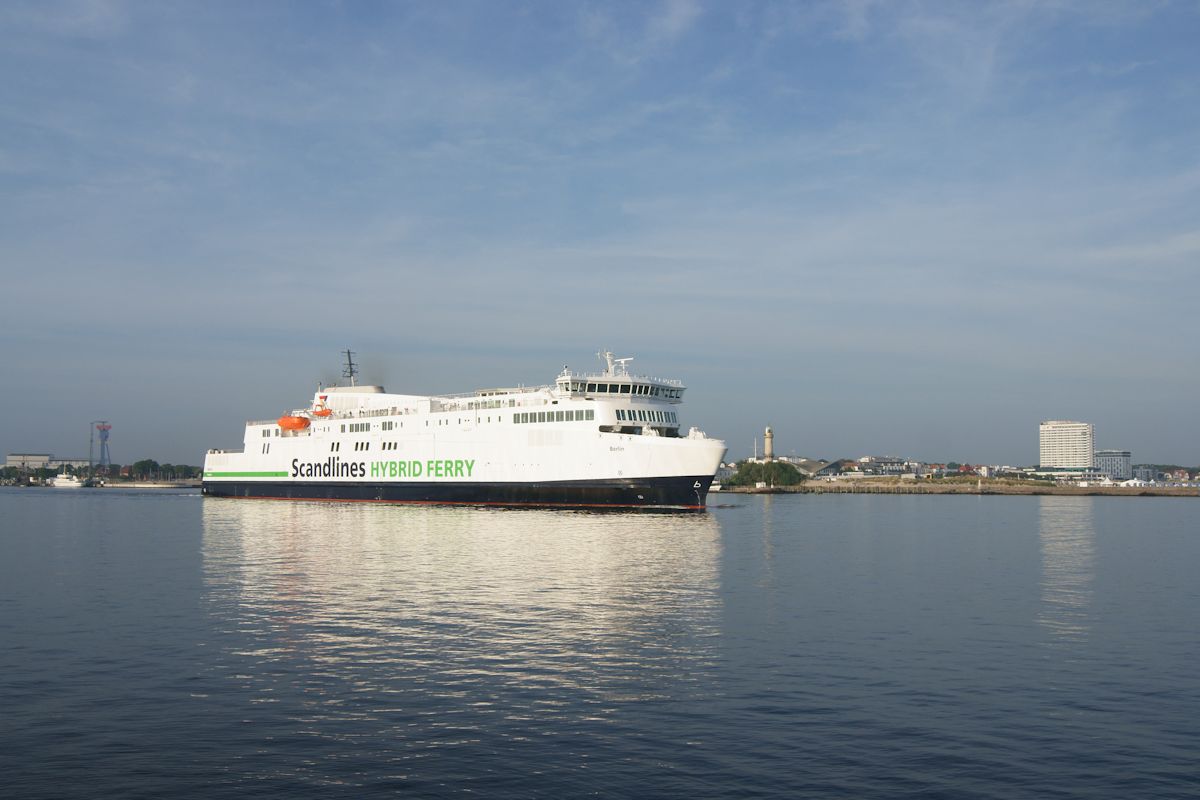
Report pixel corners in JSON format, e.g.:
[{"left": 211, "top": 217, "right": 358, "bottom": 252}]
[
  {"left": 200, "top": 499, "right": 722, "bottom": 756},
  {"left": 1037, "top": 497, "right": 1096, "bottom": 641}
]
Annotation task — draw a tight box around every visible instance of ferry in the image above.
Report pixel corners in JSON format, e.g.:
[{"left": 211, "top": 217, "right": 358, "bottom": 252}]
[{"left": 203, "top": 351, "right": 726, "bottom": 510}]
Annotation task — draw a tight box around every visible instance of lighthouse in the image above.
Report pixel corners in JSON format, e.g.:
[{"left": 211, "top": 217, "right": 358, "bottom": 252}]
[{"left": 764, "top": 426, "right": 774, "bottom": 461}]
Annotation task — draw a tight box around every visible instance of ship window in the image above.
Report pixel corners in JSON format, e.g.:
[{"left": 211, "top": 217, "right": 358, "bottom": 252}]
[
  {"left": 587, "top": 383, "right": 596, "bottom": 392},
  {"left": 616, "top": 410, "right": 624, "bottom": 421},
  {"left": 536, "top": 411, "right": 544, "bottom": 423},
  {"left": 588, "top": 409, "right": 595, "bottom": 420},
  {"left": 566, "top": 410, "right": 575, "bottom": 421}
]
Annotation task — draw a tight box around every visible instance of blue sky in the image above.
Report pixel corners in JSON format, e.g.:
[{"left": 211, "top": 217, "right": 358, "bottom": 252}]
[{"left": 2, "top": 0, "right": 1198, "bottom": 465}]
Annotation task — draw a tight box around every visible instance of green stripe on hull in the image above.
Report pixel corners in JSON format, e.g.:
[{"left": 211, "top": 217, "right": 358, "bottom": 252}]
[{"left": 204, "top": 471, "right": 289, "bottom": 478}]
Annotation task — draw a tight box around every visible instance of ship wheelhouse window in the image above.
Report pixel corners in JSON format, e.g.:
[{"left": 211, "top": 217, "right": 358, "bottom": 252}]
[{"left": 587, "top": 383, "right": 596, "bottom": 392}]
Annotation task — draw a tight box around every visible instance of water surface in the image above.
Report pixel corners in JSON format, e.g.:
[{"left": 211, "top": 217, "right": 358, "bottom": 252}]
[{"left": 2, "top": 488, "right": 1197, "bottom": 797}]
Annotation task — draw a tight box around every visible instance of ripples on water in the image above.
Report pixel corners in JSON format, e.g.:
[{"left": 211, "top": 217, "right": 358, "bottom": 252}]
[
  {"left": 200, "top": 502, "right": 723, "bottom": 797},
  {"left": 2, "top": 489, "right": 1198, "bottom": 798}
]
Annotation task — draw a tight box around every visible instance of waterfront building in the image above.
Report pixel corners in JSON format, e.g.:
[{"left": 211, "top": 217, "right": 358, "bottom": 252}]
[
  {"left": 1038, "top": 420, "right": 1095, "bottom": 468},
  {"left": 6, "top": 453, "right": 52, "bottom": 469},
  {"left": 1094, "top": 449, "right": 1132, "bottom": 480},
  {"left": 5, "top": 453, "right": 90, "bottom": 470},
  {"left": 1133, "top": 465, "right": 1158, "bottom": 482},
  {"left": 856, "top": 456, "right": 908, "bottom": 475}
]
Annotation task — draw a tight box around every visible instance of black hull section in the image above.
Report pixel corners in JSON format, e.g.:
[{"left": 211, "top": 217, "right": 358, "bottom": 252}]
[{"left": 202, "top": 475, "right": 713, "bottom": 510}]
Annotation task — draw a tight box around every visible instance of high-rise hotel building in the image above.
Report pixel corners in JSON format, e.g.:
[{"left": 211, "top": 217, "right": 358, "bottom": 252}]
[{"left": 1039, "top": 420, "right": 1095, "bottom": 468}]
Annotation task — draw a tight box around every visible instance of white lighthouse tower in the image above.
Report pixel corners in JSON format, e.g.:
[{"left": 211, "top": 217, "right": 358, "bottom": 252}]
[{"left": 764, "top": 426, "right": 774, "bottom": 461}]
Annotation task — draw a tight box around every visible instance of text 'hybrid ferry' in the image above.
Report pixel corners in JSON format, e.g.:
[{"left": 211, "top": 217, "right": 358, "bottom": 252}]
[{"left": 202, "top": 351, "right": 727, "bottom": 510}]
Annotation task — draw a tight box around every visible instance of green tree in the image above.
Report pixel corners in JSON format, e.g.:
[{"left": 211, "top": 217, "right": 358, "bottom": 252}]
[
  {"left": 726, "top": 461, "right": 806, "bottom": 487},
  {"left": 133, "top": 459, "right": 160, "bottom": 479}
]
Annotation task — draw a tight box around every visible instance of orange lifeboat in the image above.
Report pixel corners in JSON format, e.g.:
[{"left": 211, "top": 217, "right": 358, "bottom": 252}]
[
  {"left": 312, "top": 408, "right": 332, "bottom": 417},
  {"left": 278, "top": 415, "right": 311, "bottom": 431}
]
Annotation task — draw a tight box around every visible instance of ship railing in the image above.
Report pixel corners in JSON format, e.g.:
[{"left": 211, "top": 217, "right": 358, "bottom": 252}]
[
  {"left": 437, "top": 385, "right": 548, "bottom": 400},
  {"left": 558, "top": 371, "right": 684, "bottom": 386}
]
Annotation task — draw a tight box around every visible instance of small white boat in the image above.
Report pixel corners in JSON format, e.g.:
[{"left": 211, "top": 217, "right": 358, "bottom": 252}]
[{"left": 49, "top": 472, "right": 85, "bottom": 488}]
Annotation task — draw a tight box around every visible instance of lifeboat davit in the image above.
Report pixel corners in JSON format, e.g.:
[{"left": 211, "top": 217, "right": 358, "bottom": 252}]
[{"left": 278, "top": 415, "right": 311, "bottom": 431}]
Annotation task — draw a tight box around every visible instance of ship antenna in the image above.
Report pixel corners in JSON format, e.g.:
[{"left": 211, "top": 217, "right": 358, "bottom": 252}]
[{"left": 343, "top": 348, "right": 358, "bottom": 386}]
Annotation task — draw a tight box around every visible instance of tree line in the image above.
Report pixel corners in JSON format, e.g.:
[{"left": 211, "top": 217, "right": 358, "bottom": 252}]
[
  {"left": 725, "top": 461, "right": 807, "bottom": 487},
  {"left": 1, "top": 461, "right": 202, "bottom": 482}
]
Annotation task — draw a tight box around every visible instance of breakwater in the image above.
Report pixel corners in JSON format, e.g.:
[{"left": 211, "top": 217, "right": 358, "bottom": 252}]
[{"left": 722, "top": 481, "right": 1197, "bottom": 497}]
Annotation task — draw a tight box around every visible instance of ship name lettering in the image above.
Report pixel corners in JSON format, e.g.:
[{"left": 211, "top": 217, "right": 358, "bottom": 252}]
[
  {"left": 366, "top": 459, "right": 475, "bottom": 479},
  {"left": 291, "top": 457, "right": 366, "bottom": 478}
]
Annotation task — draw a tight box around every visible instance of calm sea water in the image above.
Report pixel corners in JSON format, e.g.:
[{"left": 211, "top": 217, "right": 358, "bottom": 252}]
[{"left": 2, "top": 487, "right": 1197, "bottom": 798}]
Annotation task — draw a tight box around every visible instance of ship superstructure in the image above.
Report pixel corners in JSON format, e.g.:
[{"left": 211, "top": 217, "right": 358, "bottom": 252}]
[{"left": 203, "top": 351, "right": 726, "bottom": 509}]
